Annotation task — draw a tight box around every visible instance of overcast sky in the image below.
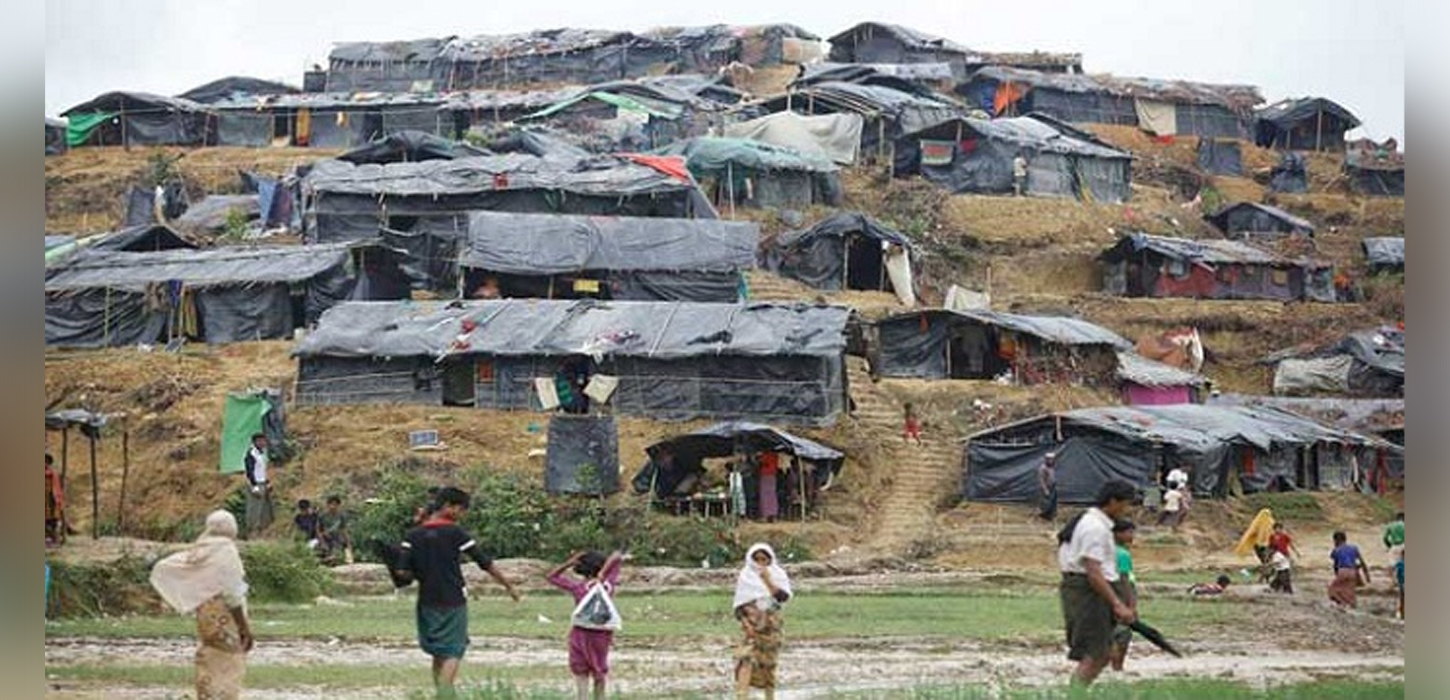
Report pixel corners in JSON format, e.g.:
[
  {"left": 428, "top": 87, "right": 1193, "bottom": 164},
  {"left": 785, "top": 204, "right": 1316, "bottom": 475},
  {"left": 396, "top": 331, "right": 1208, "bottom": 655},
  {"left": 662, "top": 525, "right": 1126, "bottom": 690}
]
[{"left": 46, "top": 0, "right": 1404, "bottom": 142}]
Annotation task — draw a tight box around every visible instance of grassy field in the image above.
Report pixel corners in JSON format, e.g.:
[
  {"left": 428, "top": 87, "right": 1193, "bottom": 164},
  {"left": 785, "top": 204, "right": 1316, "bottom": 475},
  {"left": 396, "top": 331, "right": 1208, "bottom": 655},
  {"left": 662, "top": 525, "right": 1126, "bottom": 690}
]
[{"left": 46, "top": 588, "right": 1241, "bottom": 643}]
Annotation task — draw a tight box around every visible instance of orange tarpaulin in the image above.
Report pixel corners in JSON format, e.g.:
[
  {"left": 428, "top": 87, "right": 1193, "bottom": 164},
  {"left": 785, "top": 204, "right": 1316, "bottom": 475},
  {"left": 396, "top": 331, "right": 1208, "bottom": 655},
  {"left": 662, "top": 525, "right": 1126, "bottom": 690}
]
[
  {"left": 618, "top": 153, "right": 692, "bottom": 183},
  {"left": 993, "top": 82, "right": 1027, "bottom": 116}
]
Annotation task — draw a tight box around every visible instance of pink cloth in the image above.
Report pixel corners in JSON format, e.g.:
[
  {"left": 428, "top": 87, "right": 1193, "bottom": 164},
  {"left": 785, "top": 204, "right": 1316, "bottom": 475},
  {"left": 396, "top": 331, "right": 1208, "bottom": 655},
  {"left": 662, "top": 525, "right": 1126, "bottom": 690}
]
[
  {"left": 758, "top": 472, "right": 779, "bottom": 518},
  {"left": 1124, "top": 384, "right": 1192, "bottom": 406},
  {"left": 547, "top": 558, "right": 621, "bottom": 678}
]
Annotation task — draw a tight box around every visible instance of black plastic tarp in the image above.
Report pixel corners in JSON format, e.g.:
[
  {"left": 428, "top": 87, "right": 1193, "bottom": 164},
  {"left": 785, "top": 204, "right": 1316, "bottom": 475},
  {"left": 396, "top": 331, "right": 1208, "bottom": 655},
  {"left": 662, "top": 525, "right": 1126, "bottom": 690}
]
[
  {"left": 545, "top": 414, "right": 621, "bottom": 495},
  {"left": 459, "top": 211, "right": 757, "bottom": 274},
  {"left": 764, "top": 212, "right": 913, "bottom": 291},
  {"left": 965, "top": 435, "right": 1155, "bottom": 504},
  {"left": 172, "top": 196, "right": 261, "bottom": 235},
  {"left": 1253, "top": 98, "right": 1360, "bottom": 151},
  {"left": 1206, "top": 202, "right": 1315, "bottom": 237},
  {"left": 178, "top": 76, "right": 300, "bottom": 104},
  {"left": 1196, "top": 138, "right": 1243, "bottom": 175},
  {"left": 123, "top": 182, "right": 189, "bottom": 228},
  {"left": 874, "top": 309, "right": 1129, "bottom": 379},
  {"left": 61, "top": 92, "right": 212, "bottom": 146},
  {"left": 1362, "top": 237, "right": 1404, "bottom": 273},
  {"left": 90, "top": 224, "right": 196, "bottom": 252},
  {"left": 1345, "top": 161, "right": 1404, "bottom": 197},
  {"left": 634, "top": 420, "right": 844, "bottom": 497},
  {"left": 1268, "top": 152, "right": 1309, "bottom": 193},
  {"left": 337, "top": 130, "right": 491, "bottom": 164}
]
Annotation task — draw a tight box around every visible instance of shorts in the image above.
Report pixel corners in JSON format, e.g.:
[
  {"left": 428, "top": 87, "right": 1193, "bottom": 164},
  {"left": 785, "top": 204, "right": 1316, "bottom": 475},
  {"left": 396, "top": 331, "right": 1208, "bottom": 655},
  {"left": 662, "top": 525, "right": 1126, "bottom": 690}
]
[
  {"left": 417, "top": 604, "right": 469, "bottom": 659},
  {"left": 1061, "top": 573, "right": 1113, "bottom": 662},
  {"left": 1395, "top": 561, "right": 1404, "bottom": 589},
  {"left": 1110, "top": 579, "right": 1134, "bottom": 648}
]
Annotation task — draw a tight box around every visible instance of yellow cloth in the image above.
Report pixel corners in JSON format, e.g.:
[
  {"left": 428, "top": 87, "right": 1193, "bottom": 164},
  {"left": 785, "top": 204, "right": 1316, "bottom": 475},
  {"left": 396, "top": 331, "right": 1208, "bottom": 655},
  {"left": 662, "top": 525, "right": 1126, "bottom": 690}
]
[
  {"left": 150, "top": 511, "right": 249, "bottom": 614},
  {"left": 1234, "top": 509, "right": 1276, "bottom": 557}
]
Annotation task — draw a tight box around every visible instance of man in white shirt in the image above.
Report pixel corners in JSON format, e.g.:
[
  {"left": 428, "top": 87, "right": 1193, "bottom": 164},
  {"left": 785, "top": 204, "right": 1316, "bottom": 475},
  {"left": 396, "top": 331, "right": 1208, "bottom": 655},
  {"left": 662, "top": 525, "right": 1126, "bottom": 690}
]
[
  {"left": 243, "top": 433, "right": 275, "bottom": 537},
  {"left": 1165, "top": 466, "right": 1188, "bottom": 492},
  {"left": 1012, "top": 155, "right": 1028, "bottom": 196},
  {"left": 1158, "top": 486, "right": 1185, "bottom": 528},
  {"left": 1057, "top": 480, "right": 1137, "bottom": 687}
]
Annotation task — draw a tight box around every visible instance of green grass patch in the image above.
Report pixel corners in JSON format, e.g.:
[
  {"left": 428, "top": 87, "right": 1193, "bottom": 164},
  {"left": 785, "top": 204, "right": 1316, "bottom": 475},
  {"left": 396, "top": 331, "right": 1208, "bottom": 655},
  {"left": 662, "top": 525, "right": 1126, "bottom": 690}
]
[
  {"left": 1240, "top": 493, "right": 1323, "bottom": 522},
  {"left": 48, "top": 662, "right": 561, "bottom": 693},
  {"left": 825, "top": 679, "right": 1404, "bottom": 699},
  {"left": 46, "top": 589, "right": 1239, "bottom": 645}
]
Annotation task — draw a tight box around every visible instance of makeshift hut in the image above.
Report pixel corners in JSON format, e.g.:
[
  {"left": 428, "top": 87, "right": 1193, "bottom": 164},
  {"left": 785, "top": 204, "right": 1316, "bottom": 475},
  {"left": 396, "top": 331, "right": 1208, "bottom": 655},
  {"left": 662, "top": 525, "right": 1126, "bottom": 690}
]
[
  {"left": 963, "top": 404, "right": 1400, "bottom": 502},
  {"left": 640, "top": 24, "right": 824, "bottom": 73},
  {"left": 762, "top": 212, "right": 916, "bottom": 304},
  {"left": 45, "top": 224, "right": 198, "bottom": 269},
  {"left": 45, "top": 242, "right": 409, "bottom": 348},
  {"left": 655, "top": 137, "right": 842, "bottom": 210},
  {"left": 871, "top": 309, "right": 1130, "bottom": 384},
  {"left": 1196, "top": 138, "right": 1242, "bottom": 175},
  {"left": 892, "top": 114, "right": 1132, "bottom": 202},
  {"left": 323, "top": 37, "right": 454, "bottom": 92},
  {"left": 748, "top": 82, "right": 962, "bottom": 157},
  {"left": 1205, "top": 202, "right": 1316, "bottom": 239},
  {"left": 177, "top": 76, "right": 301, "bottom": 104},
  {"left": 336, "top": 130, "right": 490, "bottom": 164},
  {"left": 958, "top": 67, "right": 1263, "bottom": 139},
  {"left": 61, "top": 92, "right": 213, "bottom": 147},
  {"left": 1344, "top": 147, "right": 1405, "bottom": 197},
  {"left": 209, "top": 92, "right": 449, "bottom": 148},
  {"left": 521, "top": 87, "right": 700, "bottom": 151},
  {"left": 1116, "top": 351, "right": 1207, "bottom": 406},
  {"left": 722, "top": 110, "right": 864, "bottom": 165},
  {"left": 172, "top": 196, "right": 262, "bottom": 236},
  {"left": 301, "top": 152, "right": 711, "bottom": 243},
  {"left": 446, "top": 211, "right": 757, "bottom": 302},
  {"left": 1269, "top": 152, "right": 1309, "bottom": 193},
  {"left": 1099, "top": 233, "right": 1335, "bottom": 302},
  {"left": 438, "top": 87, "right": 585, "bottom": 136},
  {"left": 1253, "top": 98, "right": 1360, "bottom": 152},
  {"left": 635, "top": 421, "right": 844, "bottom": 519},
  {"left": 792, "top": 62, "right": 956, "bottom": 98},
  {"left": 1268, "top": 326, "right": 1404, "bottom": 398},
  {"left": 45, "top": 118, "right": 67, "bottom": 156},
  {"left": 825, "top": 23, "right": 1078, "bottom": 80},
  {"left": 1362, "top": 237, "right": 1404, "bottom": 275},
  {"left": 292, "top": 300, "right": 851, "bottom": 425}
]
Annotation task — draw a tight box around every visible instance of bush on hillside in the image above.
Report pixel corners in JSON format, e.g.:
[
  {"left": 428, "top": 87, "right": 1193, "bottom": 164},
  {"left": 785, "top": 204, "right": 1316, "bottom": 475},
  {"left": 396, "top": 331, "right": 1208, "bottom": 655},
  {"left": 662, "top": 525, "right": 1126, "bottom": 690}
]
[{"left": 241, "top": 541, "right": 333, "bottom": 603}]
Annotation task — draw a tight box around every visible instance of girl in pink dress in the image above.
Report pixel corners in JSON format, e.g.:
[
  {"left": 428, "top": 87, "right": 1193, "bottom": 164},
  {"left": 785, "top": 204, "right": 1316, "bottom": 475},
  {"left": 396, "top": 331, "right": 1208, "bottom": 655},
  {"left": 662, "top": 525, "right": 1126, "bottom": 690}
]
[{"left": 546, "top": 550, "right": 624, "bottom": 700}]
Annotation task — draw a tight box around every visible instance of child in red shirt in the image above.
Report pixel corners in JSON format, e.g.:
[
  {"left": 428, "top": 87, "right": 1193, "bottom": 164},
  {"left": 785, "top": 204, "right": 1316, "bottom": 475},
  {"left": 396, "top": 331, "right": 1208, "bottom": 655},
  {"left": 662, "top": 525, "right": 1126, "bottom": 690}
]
[{"left": 903, "top": 403, "right": 923, "bottom": 446}]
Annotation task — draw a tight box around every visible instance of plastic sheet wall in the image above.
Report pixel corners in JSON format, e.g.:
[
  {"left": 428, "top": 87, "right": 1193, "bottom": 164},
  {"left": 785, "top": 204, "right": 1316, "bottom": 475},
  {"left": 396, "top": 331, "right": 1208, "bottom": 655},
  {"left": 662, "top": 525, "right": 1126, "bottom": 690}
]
[
  {"left": 545, "top": 415, "right": 621, "bottom": 495},
  {"left": 964, "top": 436, "right": 1155, "bottom": 504}
]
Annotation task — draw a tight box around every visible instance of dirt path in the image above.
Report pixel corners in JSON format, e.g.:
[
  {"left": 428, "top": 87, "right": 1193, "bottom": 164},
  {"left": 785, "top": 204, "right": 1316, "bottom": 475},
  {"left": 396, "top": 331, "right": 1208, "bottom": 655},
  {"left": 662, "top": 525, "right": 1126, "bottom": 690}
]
[{"left": 46, "top": 634, "right": 1403, "bottom": 699}]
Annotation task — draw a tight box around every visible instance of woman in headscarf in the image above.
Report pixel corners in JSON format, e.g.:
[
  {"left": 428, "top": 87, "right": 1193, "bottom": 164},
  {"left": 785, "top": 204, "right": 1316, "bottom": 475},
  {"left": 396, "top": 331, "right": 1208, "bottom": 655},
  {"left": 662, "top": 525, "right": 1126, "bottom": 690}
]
[
  {"left": 1234, "top": 508, "right": 1276, "bottom": 572},
  {"left": 149, "top": 510, "right": 254, "bottom": 700},
  {"left": 732, "top": 543, "right": 792, "bottom": 699}
]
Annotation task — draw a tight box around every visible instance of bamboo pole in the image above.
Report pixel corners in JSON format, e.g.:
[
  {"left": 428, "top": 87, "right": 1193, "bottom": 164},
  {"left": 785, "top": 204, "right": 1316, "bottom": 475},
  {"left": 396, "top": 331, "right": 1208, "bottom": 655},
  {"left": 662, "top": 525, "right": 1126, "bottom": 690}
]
[
  {"left": 60, "top": 428, "right": 70, "bottom": 537},
  {"left": 89, "top": 434, "right": 99, "bottom": 539},
  {"left": 1316, "top": 108, "right": 1323, "bottom": 152},
  {"left": 118, "top": 430, "right": 131, "bottom": 535}
]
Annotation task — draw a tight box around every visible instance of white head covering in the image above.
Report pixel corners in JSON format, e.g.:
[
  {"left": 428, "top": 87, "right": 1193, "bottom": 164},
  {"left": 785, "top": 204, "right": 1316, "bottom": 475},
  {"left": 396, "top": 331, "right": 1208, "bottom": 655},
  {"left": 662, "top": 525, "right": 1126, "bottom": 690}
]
[
  {"left": 149, "top": 510, "right": 249, "bottom": 614},
  {"left": 732, "top": 542, "right": 792, "bottom": 611}
]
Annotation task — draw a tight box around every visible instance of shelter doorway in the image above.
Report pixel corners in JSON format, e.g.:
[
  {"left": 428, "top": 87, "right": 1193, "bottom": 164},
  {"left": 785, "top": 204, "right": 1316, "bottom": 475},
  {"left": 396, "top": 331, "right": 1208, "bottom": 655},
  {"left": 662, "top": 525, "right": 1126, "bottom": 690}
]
[
  {"left": 441, "top": 360, "right": 476, "bottom": 407},
  {"left": 946, "top": 324, "right": 1001, "bottom": 379},
  {"left": 845, "top": 235, "right": 887, "bottom": 291}
]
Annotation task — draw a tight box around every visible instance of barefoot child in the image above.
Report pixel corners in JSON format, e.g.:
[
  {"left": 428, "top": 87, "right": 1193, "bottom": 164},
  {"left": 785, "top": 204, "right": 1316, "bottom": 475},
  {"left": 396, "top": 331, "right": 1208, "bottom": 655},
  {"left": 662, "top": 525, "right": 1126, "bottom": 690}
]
[
  {"left": 1109, "top": 520, "right": 1138, "bottom": 671},
  {"left": 547, "top": 550, "right": 625, "bottom": 700},
  {"left": 902, "top": 403, "right": 923, "bottom": 445}
]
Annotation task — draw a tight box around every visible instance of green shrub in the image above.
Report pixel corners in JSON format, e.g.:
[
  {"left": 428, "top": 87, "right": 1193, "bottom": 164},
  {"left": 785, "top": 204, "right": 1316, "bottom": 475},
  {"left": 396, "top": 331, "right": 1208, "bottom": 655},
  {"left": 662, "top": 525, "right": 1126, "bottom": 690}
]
[
  {"left": 47, "top": 555, "right": 161, "bottom": 619},
  {"left": 241, "top": 541, "right": 333, "bottom": 603},
  {"left": 1241, "top": 492, "right": 1323, "bottom": 522}
]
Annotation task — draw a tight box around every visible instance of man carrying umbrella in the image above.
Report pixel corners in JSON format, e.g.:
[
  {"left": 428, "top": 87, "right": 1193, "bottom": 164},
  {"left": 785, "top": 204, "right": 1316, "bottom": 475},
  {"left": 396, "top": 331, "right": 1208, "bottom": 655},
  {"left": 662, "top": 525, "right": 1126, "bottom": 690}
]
[{"left": 1056, "top": 480, "right": 1137, "bottom": 687}]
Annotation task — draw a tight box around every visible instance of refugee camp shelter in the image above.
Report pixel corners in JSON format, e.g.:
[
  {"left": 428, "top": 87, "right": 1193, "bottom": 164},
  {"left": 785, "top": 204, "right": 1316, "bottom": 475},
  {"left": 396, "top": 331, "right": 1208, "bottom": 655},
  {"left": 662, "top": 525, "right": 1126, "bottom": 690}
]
[
  {"left": 451, "top": 211, "right": 758, "bottom": 302},
  {"left": 1099, "top": 233, "right": 1334, "bottom": 302},
  {"left": 45, "top": 224, "right": 198, "bottom": 269},
  {"left": 323, "top": 36, "right": 456, "bottom": 92},
  {"left": 872, "top": 309, "right": 1130, "bottom": 384},
  {"left": 792, "top": 62, "right": 956, "bottom": 97},
  {"left": 1205, "top": 202, "right": 1316, "bottom": 239},
  {"left": 1196, "top": 138, "right": 1242, "bottom": 175},
  {"left": 749, "top": 82, "right": 962, "bottom": 156},
  {"left": 722, "top": 110, "right": 864, "bottom": 165},
  {"left": 1116, "top": 351, "right": 1207, "bottom": 406},
  {"left": 292, "top": 300, "right": 851, "bottom": 425},
  {"left": 892, "top": 114, "right": 1132, "bottom": 202},
  {"left": 1269, "top": 152, "right": 1309, "bottom": 193},
  {"left": 439, "top": 87, "right": 585, "bottom": 136},
  {"left": 1344, "top": 147, "right": 1405, "bottom": 197},
  {"left": 825, "top": 23, "right": 1079, "bottom": 80},
  {"left": 656, "top": 137, "right": 842, "bottom": 209},
  {"left": 635, "top": 421, "right": 845, "bottom": 519},
  {"left": 61, "top": 92, "right": 213, "bottom": 147},
  {"left": 45, "top": 118, "right": 67, "bottom": 156},
  {"left": 336, "top": 131, "right": 491, "bottom": 164},
  {"left": 177, "top": 76, "right": 301, "bottom": 104},
  {"left": 958, "top": 67, "right": 1263, "bottom": 139},
  {"left": 762, "top": 212, "right": 916, "bottom": 303},
  {"left": 638, "top": 24, "right": 824, "bottom": 72},
  {"left": 1269, "top": 326, "right": 1404, "bottom": 398},
  {"left": 1253, "top": 98, "right": 1361, "bottom": 152},
  {"left": 963, "top": 404, "right": 1400, "bottom": 502},
  {"left": 45, "top": 242, "right": 408, "bottom": 348},
  {"left": 301, "top": 152, "right": 711, "bottom": 243},
  {"left": 521, "top": 84, "right": 706, "bottom": 152},
  {"left": 1362, "top": 237, "right": 1404, "bottom": 275},
  {"left": 209, "top": 92, "right": 448, "bottom": 148}
]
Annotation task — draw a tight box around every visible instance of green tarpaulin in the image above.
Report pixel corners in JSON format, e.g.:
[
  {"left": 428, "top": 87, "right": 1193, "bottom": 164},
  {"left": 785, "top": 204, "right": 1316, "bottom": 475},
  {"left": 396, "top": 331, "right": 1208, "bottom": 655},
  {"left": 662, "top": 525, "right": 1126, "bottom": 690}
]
[
  {"left": 220, "top": 393, "right": 271, "bottom": 474},
  {"left": 66, "top": 112, "right": 116, "bottom": 146},
  {"left": 526, "top": 91, "right": 682, "bottom": 120}
]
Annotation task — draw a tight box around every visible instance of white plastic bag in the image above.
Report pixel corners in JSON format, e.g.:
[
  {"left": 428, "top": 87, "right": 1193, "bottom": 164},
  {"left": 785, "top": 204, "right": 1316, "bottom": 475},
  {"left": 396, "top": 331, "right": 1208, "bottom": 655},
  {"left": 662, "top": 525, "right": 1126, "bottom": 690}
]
[{"left": 570, "top": 581, "right": 622, "bottom": 632}]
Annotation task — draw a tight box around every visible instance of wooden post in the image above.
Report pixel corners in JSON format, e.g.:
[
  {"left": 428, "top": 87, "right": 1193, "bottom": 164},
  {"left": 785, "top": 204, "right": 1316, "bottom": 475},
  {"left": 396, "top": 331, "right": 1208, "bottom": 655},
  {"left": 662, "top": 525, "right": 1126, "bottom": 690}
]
[
  {"left": 1315, "top": 108, "right": 1323, "bottom": 152},
  {"left": 799, "top": 462, "right": 807, "bottom": 522},
  {"left": 118, "top": 430, "right": 131, "bottom": 535},
  {"left": 60, "top": 428, "right": 70, "bottom": 537},
  {"left": 727, "top": 162, "right": 736, "bottom": 219},
  {"left": 89, "top": 434, "right": 99, "bottom": 539}
]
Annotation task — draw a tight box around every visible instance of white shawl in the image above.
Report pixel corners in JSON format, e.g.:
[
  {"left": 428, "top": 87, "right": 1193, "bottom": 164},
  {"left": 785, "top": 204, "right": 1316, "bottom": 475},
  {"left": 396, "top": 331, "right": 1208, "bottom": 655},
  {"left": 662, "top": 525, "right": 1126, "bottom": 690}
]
[
  {"left": 150, "top": 511, "right": 249, "bottom": 614},
  {"left": 732, "top": 542, "right": 792, "bottom": 611}
]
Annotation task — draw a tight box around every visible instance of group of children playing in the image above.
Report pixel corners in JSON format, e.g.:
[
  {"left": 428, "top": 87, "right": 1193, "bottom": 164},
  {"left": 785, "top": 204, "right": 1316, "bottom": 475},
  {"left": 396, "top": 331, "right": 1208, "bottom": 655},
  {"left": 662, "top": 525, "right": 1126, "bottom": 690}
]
[{"left": 292, "top": 496, "right": 353, "bottom": 564}]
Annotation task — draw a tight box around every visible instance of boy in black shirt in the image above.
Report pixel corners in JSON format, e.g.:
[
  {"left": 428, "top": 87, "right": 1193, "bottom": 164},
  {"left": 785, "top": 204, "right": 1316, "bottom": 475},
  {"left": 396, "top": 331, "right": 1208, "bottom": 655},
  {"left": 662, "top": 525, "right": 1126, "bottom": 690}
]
[{"left": 393, "top": 487, "right": 520, "bottom": 697}]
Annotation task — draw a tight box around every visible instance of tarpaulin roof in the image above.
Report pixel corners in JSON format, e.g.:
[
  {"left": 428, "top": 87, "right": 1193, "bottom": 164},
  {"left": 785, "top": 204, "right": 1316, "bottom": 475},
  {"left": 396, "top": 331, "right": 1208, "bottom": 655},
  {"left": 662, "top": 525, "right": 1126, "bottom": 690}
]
[
  {"left": 645, "top": 421, "right": 844, "bottom": 462},
  {"left": 45, "top": 242, "right": 369, "bottom": 291},
  {"left": 882, "top": 309, "right": 1130, "bottom": 348},
  {"left": 773, "top": 212, "right": 913, "bottom": 250},
  {"left": 1100, "top": 232, "right": 1328, "bottom": 268},
  {"left": 303, "top": 153, "right": 695, "bottom": 198},
  {"left": 88, "top": 224, "right": 198, "bottom": 253},
  {"left": 45, "top": 235, "right": 75, "bottom": 251},
  {"left": 337, "top": 131, "right": 491, "bottom": 164},
  {"left": 171, "top": 196, "right": 260, "bottom": 233},
  {"left": 1207, "top": 393, "right": 1404, "bottom": 433},
  {"left": 329, "top": 37, "right": 455, "bottom": 63},
  {"left": 62, "top": 91, "right": 212, "bottom": 117},
  {"left": 1362, "top": 237, "right": 1404, "bottom": 267},
  {"left": 1337, "top": 329, "right": 1405, "bottom": 377},
  {"left": 178, "top": 76, "right": 301, "bottom": 104},
  {"left": 971, "top": 404, "right": 1397, "bottom": 452},
  {"left": 210, "top": 91, "right": 447, "bottom": 110},
  {"left": 1116, "top": 351, "right": 1206, "bottom": 388},
  {"left": 827, "top": 22, "right": 971, "bottom": 55},
  {"left": 769, "top": 81, "right": 961, "bottom": 115},
  {"left": 901, "top": 115, "right": 1131, "bottom": 160},
  {"left": 525, "top": 90, "right": 685, "bottom": 120},
  {"left": 294, "top": 299, "right": 850, "bottom": 360},
  {"left": 722, "top": 111, "right": 864, "bottom": 165},
  {"left": 442, "top": 28, "right": 638, "bottom": 62},
  {"left": 457, "top": 211, "right": 758, "bottom": 274},
  {"left": 1255, "top": 97, "right": 1361, "bottom": 129},
  {"left": 45, "top": 408, "right": 111, "bottom": 431},
  {"left": 482, "top": 126, "right": 593, "bottom": 159},
  {"left": 439, "top": 87, "right": 582, "bottom": 112},
  {"left": 655, "top": 137, "right": 839, "bottom": 174},
  {"left": 969, "top": 66, "right": 1264, "bottom": 111},
  {"left": 794, "top": 63, "right": 952, "bottom": 97},
  {"left": 641, "top": 23, "right": 820, "bottom": 43},
  {"left": 1205, "top": 202, "right": 1316, "bottom": 234},
  {"left": 46, "top": 117, "right": 67, "bottom": 129}
]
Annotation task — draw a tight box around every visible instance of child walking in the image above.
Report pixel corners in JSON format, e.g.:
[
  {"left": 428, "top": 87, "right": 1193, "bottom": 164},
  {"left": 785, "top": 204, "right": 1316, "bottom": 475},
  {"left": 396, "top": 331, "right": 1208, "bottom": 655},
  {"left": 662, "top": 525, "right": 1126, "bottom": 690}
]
[
  {"left": 547, "top": 550, "right": 625, "bottom": 700},
  {"left": 902, "top": 403, "right": 923, "bottom": 446}
]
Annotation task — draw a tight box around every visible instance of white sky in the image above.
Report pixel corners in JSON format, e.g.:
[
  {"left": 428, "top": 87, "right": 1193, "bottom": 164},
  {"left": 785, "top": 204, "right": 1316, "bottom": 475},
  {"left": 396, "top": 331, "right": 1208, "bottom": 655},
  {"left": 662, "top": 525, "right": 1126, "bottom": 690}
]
[{"left": 46, "top": 0, "right": 1404, "bottom": 142}]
